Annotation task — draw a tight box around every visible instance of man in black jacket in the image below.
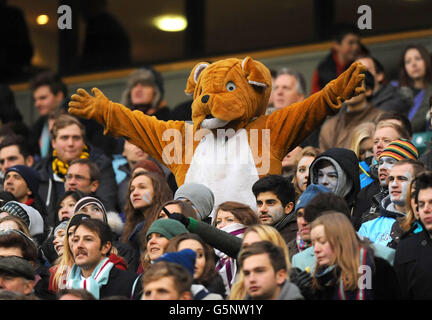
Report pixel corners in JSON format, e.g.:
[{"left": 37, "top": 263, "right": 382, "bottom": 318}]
[
  {"left": 394, "top": 171, "right": 432, "bottom": 299},
  {"left": 67, "top": 218, "right": 138, "bottom": 299},
  {"left": 356, "top": 55, "right": 412, "bottom": 114},
  {"left": 252, "top": 175, "right": 297, "bottom": 244}
]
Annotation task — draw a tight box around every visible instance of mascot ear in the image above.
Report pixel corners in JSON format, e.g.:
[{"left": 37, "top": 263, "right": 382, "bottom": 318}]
[
  {"left": 241, "top": 57, "right": 269, "bottom": 88},
  {"left": 185, "top": 62, "right": 209, "bottom": 96}
]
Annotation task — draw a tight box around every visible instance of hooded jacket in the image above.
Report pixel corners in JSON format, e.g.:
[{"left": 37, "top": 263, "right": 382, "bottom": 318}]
[
  {"left": 120, "top": 68, "right": 172, "bottom": 121},
  {"left": 308, "top": 148, "right": 360, "bottom": 209}
]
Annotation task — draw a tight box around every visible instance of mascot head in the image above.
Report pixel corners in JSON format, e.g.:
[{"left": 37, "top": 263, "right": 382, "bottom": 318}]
[{"left": 185, "top": 57, "right": 272, "bottom": 131}]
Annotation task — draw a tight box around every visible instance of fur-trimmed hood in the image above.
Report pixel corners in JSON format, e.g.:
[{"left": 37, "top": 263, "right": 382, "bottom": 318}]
[
  {"left": 107, "top": 211, "right": 125, "bottom": 237},
  {"left": 120, "top": 68, "right": 163, "bottom": 109}
]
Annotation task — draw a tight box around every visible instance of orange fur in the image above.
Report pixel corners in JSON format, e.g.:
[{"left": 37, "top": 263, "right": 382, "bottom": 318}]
[{"left": 68, "top": 58, "right": 366, "bottom": 187}]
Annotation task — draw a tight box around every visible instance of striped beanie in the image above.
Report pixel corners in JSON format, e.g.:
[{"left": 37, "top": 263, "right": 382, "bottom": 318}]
[
  {"left": 0, "top": 201, "right": 30, "bottom": 226},
  {"left": 378, "top": 138, "right": 418, "bottom": 161},
  {"left": 73, "top": 196, "right": 107, "bottom": 224}
]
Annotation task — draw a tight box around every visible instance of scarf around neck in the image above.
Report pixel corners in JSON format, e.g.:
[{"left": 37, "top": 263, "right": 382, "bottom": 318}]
[
  {"left": 214, "top": 223, "right": 246, "bottom": 295},
  {"left": 296, "top": 232, "right": 311, "bottom": 252},
  {"left": 315, "top": 247, "right": 373, "bottom": 300},
  {"left": 66, "top": 257, "right": 114, "bottom": 299},
  {"left": 52, "top": 145, "right": 90, "bottom": 181}
]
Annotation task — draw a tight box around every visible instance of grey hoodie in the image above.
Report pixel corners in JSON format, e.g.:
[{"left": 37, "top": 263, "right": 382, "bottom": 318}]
[
  {"left": 310, "top": 156, "right": 353, "bottom": 199},
  {"left": 245, "top": 280, "right": 304, "bottom": 300},
  {"left": 277, "top": 280, "right": 304, "bottom": 300}
]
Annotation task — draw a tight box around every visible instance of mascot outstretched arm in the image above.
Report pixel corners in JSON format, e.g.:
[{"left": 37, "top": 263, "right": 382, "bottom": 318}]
[{"left": 69, "top": 57, "right": 366, "bottom": 213}]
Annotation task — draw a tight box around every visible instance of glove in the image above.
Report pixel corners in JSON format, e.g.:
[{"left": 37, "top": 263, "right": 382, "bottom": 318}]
[
  {"left": 68, "top": 88, "right": 110, "bottom": 123},
  {"left": 164, "top": 210, "right": 190, "bottom": 228},
  {"left": 290, "top": 267, "right": 315, "bottom": 300},
  {"left": 325, "top": 61, "right": 367, "bottom": 104}
]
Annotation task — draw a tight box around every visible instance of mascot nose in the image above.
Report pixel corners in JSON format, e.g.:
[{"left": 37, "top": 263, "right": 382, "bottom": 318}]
[{"left": 201, "top": 95, "right": 210, "bottom": 103}]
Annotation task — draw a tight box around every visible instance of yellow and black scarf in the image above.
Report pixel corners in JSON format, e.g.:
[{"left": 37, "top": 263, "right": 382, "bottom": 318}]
[{"left": 52, "top": 145, "right": 90, "bottom": 181}]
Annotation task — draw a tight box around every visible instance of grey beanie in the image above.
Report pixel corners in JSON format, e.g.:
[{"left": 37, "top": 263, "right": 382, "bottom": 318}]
[
  {"left": 54, "top": 220, "right": 69, "bottom": 236},
  {"left": 174, "top": 183, "right": 215, "bottom": 220}
]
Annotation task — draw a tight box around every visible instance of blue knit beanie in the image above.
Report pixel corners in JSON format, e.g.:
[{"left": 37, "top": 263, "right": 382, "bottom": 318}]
[
  {"left": 295, "top": 184, "right": 331, "bottom": 213},
  {"left": 5, "top": 165, "right": 40, "bottom": 196},
  {"left": 156, "top": 249, "right": 196, "bottom": 276}
]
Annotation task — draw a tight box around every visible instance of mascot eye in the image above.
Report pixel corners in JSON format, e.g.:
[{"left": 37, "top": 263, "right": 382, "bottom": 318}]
[{"left": 226, "top": 82, "right": 236, "bottom": 92}]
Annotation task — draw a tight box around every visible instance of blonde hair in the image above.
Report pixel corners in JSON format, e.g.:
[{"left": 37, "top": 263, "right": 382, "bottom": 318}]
[
  {"left": 228, "top": 224, "right": 291, "bottom": 300},
  {"left": 51, "top": 219, "right": 76, "bottom": 292},
  {"left": 349, "top": 122, "right": 375, "bottom": 159},
  {"left": 0, "top": 216, "right": 31, "bottom": 236},
  {"left": 400, "top": 179, "right": 419, "bottom": 232},
  {"left": 310, "top": 212, "right": 363, "bottom": 291},
  {"left": 375, "top": 121, "right": 410, "bottom": 140}
]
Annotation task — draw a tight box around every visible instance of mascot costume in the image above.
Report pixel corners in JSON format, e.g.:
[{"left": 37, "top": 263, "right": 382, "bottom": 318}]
[{"left": 69, "top": 57, "right": 366, "bottom": 217}]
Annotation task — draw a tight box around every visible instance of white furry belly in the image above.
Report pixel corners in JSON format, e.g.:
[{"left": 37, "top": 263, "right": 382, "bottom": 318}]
[{"left": 184, "top": 129, "right": 259, "bottom": 220}]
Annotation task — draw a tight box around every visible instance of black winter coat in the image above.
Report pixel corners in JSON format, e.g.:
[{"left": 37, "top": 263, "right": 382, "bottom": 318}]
[
  {"left": 312, "top": 256, "right": 401, "bottom": 300},
  {"left": 420, "top": 143, "right": 432, "bottom": 171},
  {"left": 394, "top": 223, "right": 432, "bottom": 299},
  {"left": 274, "top": 212, "right": 298, "bottom": 245},
  {"left": 316, "top": 51, "right": 351, "bottom": 90},
  {"left": 371, "top": 83, "right": 412, "bottom": 114},
  {"left": 99, "top": 267, "right": 139, "bottom": 299}
]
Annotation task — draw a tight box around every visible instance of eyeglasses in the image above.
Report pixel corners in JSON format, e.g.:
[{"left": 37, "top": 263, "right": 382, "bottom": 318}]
[{"left": 65, "top": 174, "right": 91, "bottom": 182}]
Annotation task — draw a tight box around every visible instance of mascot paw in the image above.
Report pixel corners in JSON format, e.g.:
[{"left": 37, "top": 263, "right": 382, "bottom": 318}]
[
  {"left": 341, "top": 61, "right": 367, "bottom": 100},
  {"left": 68, "top": 88, "right": 108, "bottom": 120}
]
